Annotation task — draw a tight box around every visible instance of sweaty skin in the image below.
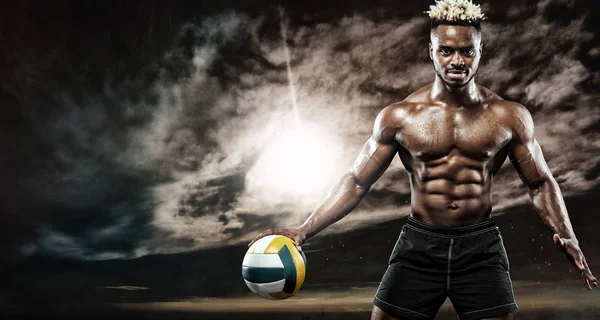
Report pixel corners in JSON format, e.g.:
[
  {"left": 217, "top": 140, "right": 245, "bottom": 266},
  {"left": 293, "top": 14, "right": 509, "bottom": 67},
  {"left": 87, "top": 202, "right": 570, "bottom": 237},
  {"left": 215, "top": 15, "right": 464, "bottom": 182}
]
[
  {"left": 380, "top": 86, "right": 515, "bottom": 227},
  {"left": 248, "top": 25, "right": 597, "bottom": 313}
]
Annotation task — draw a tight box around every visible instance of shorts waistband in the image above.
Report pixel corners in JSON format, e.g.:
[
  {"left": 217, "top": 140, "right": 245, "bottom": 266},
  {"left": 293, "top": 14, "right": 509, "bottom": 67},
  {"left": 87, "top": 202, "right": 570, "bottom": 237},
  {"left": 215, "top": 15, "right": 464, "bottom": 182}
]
[{"left": 406, "top": 215, "right": 497, "bottom": 237}]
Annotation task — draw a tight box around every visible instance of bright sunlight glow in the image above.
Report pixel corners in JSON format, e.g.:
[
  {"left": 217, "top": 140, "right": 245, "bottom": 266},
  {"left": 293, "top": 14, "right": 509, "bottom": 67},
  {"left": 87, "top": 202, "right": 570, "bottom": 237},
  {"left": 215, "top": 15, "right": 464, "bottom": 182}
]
[{"left": 245, "top": 123, "right": 342, "bottom": 202}]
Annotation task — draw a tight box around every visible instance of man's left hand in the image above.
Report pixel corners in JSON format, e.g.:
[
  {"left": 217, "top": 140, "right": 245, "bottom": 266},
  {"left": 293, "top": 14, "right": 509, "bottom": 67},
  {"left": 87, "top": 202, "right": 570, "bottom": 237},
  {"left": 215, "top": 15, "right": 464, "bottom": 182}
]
[{"left": 553, "top": 234, "right": 598, "bottom": 290}]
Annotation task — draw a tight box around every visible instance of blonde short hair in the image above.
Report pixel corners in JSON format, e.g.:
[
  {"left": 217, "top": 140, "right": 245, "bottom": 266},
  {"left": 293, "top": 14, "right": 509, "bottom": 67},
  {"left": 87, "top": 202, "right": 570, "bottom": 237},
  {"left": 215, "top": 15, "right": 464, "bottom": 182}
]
[{"left": 426, "top": 0, "right": 486, "bottom": 26}]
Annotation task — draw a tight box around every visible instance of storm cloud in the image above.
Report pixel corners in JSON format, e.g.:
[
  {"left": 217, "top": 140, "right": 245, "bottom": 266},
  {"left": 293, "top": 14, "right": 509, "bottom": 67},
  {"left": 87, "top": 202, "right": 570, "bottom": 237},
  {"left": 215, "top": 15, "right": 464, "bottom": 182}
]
[{"left": 1, "top": 0, "right": 599, "bottom": 261}]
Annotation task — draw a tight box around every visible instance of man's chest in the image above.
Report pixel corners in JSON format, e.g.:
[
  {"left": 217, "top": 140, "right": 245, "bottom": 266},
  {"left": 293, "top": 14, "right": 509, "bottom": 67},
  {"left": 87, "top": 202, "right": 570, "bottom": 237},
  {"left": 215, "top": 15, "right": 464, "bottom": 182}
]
[{"left": 397, "top": 108, "right": 513, "bottom": 161}]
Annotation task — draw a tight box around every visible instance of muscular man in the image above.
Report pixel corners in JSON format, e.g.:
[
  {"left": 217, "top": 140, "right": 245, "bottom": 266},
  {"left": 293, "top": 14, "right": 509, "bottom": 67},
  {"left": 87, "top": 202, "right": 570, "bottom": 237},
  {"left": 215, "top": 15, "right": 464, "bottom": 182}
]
[{"left": 249, "top": 1, "right": 597, "bottom": 319}]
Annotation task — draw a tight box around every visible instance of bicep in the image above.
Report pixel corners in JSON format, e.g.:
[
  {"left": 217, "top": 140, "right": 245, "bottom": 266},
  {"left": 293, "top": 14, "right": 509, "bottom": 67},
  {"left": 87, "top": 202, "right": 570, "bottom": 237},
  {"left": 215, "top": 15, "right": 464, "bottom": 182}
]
[
  {"left": 349, "top": 136, "right": 398, "bottom": 189},
  {"left": 508, "top": 137, "right": 552, "bottom": 191},
  {"left": 505, "top": 102, "right": 553, "bottom": 191}
]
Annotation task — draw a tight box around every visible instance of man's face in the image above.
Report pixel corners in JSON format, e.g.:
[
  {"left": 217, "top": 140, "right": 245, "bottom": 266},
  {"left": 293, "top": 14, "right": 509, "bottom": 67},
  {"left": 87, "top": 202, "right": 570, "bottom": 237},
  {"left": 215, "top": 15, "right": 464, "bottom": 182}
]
[{"left": 429, "top": 25, "right": 482, "bottom": 89}]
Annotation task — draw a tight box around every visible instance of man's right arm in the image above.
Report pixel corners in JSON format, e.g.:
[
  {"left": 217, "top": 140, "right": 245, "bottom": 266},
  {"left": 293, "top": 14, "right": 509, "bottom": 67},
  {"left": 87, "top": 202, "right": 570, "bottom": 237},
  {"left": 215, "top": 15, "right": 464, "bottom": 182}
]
[{"left": 298, "top": 107, "right": 402, "bottom": 240}]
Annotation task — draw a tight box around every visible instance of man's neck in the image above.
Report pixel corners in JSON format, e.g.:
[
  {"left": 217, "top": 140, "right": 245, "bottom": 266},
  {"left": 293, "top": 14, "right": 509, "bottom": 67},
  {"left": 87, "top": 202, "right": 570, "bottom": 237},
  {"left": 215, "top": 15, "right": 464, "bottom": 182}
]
[{"left": 431, "top": 76, "right": 482, "bottom": 108}]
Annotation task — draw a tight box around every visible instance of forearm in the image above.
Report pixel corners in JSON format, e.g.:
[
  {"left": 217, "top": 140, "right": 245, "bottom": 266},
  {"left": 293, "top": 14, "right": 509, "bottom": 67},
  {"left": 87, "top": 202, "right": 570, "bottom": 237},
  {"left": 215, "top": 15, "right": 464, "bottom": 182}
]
[
  {"left": 298, "top": 172, "right": 369, "bottom": 240},
  {"left": 530, "top": 177, "right": 577, "bottom": 241}
]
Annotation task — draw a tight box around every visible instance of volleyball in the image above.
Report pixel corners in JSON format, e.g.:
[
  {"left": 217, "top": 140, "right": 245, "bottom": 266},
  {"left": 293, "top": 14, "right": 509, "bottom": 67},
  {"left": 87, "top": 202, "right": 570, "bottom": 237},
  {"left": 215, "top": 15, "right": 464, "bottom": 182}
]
[{"left": 242, "top": 235, "right": 307, "bottom": 300}]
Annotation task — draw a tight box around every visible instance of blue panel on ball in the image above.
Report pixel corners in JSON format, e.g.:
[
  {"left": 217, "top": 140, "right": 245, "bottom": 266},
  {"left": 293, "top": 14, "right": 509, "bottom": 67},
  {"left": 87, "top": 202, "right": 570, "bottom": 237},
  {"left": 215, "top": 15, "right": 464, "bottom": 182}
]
[
  {"left": 300, "top": 249, "right": 307, "bottom": 267},
  {"left": 242, "top": 266, "right": 284, "bottom": 283},
  {"left": 278, "top": 245, "right": 297, "bottom": 294}
]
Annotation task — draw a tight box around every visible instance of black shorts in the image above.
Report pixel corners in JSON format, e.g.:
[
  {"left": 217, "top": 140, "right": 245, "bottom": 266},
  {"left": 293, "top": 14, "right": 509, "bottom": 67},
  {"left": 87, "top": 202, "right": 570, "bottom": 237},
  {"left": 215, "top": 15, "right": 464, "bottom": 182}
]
[{"left": 373, "top": 215, "right": 518, "bottom": 320}]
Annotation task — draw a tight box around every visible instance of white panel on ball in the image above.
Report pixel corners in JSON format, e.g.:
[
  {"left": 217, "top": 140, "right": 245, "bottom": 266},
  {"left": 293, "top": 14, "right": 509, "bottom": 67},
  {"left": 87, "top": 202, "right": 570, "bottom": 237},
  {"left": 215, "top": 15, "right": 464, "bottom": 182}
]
[
  {"left": 244, "top": 279, "right": 286, "bottom": 294},
  {"left": 242, "top": 254, "right": 284, "bottom": 268},
  {"left": 253, "top": 235, "right": 279, "bottom": 254}
]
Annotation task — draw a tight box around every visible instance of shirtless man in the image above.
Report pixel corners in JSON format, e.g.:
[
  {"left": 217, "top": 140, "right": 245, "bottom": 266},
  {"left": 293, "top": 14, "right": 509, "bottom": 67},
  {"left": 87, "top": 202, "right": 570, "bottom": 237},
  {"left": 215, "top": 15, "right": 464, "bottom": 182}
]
[{"left": 248, "top": 1, "right": 597, "bottom": 319}]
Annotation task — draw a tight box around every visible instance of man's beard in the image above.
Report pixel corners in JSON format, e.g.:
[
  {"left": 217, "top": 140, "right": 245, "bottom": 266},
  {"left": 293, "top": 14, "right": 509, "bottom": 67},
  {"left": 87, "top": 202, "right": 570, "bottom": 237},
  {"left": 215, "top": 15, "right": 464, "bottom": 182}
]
[{"left": 436, "top": 69, "right": 473, "bottom": 89}]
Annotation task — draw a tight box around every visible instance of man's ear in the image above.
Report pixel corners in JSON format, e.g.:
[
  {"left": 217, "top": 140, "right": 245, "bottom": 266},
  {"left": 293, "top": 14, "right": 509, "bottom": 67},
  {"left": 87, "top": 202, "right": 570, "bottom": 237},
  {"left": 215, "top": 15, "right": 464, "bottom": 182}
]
[
  {"left": 479, "top": 42, "right": 483, "bottom": 55},
  {"left": 429, "top": 43, "right": 433, "bottom": 60}
]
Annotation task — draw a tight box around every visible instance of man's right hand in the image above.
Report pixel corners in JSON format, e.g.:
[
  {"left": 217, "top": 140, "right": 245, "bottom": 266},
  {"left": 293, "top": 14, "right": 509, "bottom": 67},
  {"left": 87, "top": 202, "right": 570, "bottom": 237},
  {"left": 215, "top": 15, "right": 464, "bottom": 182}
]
[{"left": 248, "top": 228, "right": 306, "bottom": 252}]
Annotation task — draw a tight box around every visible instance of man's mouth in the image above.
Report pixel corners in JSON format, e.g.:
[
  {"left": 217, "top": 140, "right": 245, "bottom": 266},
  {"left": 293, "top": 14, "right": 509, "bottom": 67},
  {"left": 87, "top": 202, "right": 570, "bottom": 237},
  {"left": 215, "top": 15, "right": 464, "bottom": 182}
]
[{"left": 447, "top": 69, "right": 466, "bottom": 79}]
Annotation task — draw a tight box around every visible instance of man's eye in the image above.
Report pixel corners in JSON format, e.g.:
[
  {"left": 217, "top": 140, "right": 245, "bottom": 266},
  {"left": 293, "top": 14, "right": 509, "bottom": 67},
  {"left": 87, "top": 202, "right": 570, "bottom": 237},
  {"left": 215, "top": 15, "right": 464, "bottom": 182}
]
[
  {"left": 466, "top": 49, "right": 475, "bottom": 56},
  {"left": 440, "top": 49, "right": 450, "bottom": 55}
]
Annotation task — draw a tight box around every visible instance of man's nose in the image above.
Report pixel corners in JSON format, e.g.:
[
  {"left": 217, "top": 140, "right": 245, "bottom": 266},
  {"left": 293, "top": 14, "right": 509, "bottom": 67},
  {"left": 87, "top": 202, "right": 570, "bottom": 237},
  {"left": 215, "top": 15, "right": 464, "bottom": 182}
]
[{"left": 450, "top": 52, "right": 465, "bottom": 67}]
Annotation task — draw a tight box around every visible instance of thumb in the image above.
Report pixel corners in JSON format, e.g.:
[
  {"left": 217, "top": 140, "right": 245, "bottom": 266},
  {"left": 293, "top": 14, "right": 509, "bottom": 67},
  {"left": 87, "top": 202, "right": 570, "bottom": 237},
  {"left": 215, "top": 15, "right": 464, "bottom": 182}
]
[
  {"left": 294, "top": 235, "right": 303, "bottom": 251},
  {"left": 553, "top": 234, "right": 564, "bottom": 247}
]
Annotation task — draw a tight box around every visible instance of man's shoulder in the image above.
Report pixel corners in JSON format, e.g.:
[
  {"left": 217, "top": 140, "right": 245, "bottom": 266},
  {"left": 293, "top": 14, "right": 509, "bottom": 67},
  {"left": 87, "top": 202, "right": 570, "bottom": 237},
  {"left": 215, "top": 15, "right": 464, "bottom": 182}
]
[
  {"left": 380, "top": 84, "right": 433, "bottom": 117},
  {"left": 477, "top": 85, "right": 526, "bottom": 113},
  {"left": 488, "top": 97, "right": 532, "bottom": 124},
  {"left": 374, "top": 103, "right": 407, "bottom": 132},
  {"left": 375, "top": 100, "right": 419, "bottom": 129},
  {"left": 371, "top": 100, "right": 419, "bottom": 143},
  {"left": 373, "top": 85, "right": 435, "bottom": 134},
  {"left": 485, "top": 92, "right": 534, "bottom": 139},
  {"left": 379, "top": 101, "right": 413, "bottom": 116}
]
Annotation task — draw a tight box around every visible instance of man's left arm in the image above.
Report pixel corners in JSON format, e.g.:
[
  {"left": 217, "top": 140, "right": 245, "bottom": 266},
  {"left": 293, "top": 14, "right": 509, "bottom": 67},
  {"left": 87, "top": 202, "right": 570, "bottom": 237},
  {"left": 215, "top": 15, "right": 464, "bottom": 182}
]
[{"left": 507, "top": 103, "right": 597, "bottom": 290}]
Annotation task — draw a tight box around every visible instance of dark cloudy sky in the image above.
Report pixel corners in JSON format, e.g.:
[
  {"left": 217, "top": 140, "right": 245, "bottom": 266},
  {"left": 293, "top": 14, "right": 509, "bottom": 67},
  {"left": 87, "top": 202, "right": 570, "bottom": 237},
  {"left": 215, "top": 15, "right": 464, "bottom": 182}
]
[{"left": 1, "top": 0, "right": 599, "bottom": 267}]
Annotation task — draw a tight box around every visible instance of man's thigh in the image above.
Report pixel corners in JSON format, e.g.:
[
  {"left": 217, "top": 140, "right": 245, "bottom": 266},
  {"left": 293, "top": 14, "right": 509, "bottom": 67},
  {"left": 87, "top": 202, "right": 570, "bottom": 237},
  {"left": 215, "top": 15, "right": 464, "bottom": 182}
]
[
  {"left": 370, "top": 305, "right": 403, "bottom": 320},
  {"left": 373, "top": 227, "right": 449, "bottom": 320},
  {"left": 449, "top": 229, "right": 518, "bottom": 319}
]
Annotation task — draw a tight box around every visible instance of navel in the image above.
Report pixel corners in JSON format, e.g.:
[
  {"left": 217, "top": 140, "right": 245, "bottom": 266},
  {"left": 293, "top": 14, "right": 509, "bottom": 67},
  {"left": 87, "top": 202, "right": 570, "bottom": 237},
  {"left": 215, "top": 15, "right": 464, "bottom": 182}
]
[{"left": 448, "top": 203, "right": 459, "bottom": 210}]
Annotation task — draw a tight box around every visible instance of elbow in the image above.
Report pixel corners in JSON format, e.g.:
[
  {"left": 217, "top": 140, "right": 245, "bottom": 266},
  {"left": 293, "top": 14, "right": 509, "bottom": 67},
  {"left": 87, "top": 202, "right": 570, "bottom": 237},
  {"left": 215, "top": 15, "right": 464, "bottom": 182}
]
[
  {"left": 528, "top": 175, "right": 553, "bottom": 195},
  {"left": 346, "top": 172, "right": 371, "bottom": 197}
]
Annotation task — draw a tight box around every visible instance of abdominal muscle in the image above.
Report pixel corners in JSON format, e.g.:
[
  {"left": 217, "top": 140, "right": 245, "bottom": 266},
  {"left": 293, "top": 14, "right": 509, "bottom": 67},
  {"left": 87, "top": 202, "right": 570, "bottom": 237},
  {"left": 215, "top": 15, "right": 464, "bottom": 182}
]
[{"left": 408, "top": 165, "right": 494, "bottom": 228}]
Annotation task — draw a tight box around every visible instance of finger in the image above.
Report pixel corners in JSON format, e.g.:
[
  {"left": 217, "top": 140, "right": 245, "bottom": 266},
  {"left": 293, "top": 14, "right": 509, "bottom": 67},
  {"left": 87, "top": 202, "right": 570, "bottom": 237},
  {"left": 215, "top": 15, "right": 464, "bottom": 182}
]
[
  {"left": 575, "top": 258, "right": 586, "bottom": 272},
  {"left": 565, "top": 250, "right": 581, "bottom": 271},
  {"left": 578, "top": 270, "right": 589, "bottom": 289},
  {"left": 585, "top": 272, "right": 597, "bottom": 285},
  {"left": 289, "top": 237, "right": 302, "bottom": 251},
  {"left": 583, "top": 262, "right": 598, "bottom": 284},
  {"left": 582, "top": 274, "right": 591, "bottom": 290},
  {"left": 248, "top": 231, "right": 271, "bottom": 247},
  {"left": 568, "top": 250, "right": 586, "bottom": 272},
  {"left": 577, "top": 265, "right": 592, "bottom": 290}
]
